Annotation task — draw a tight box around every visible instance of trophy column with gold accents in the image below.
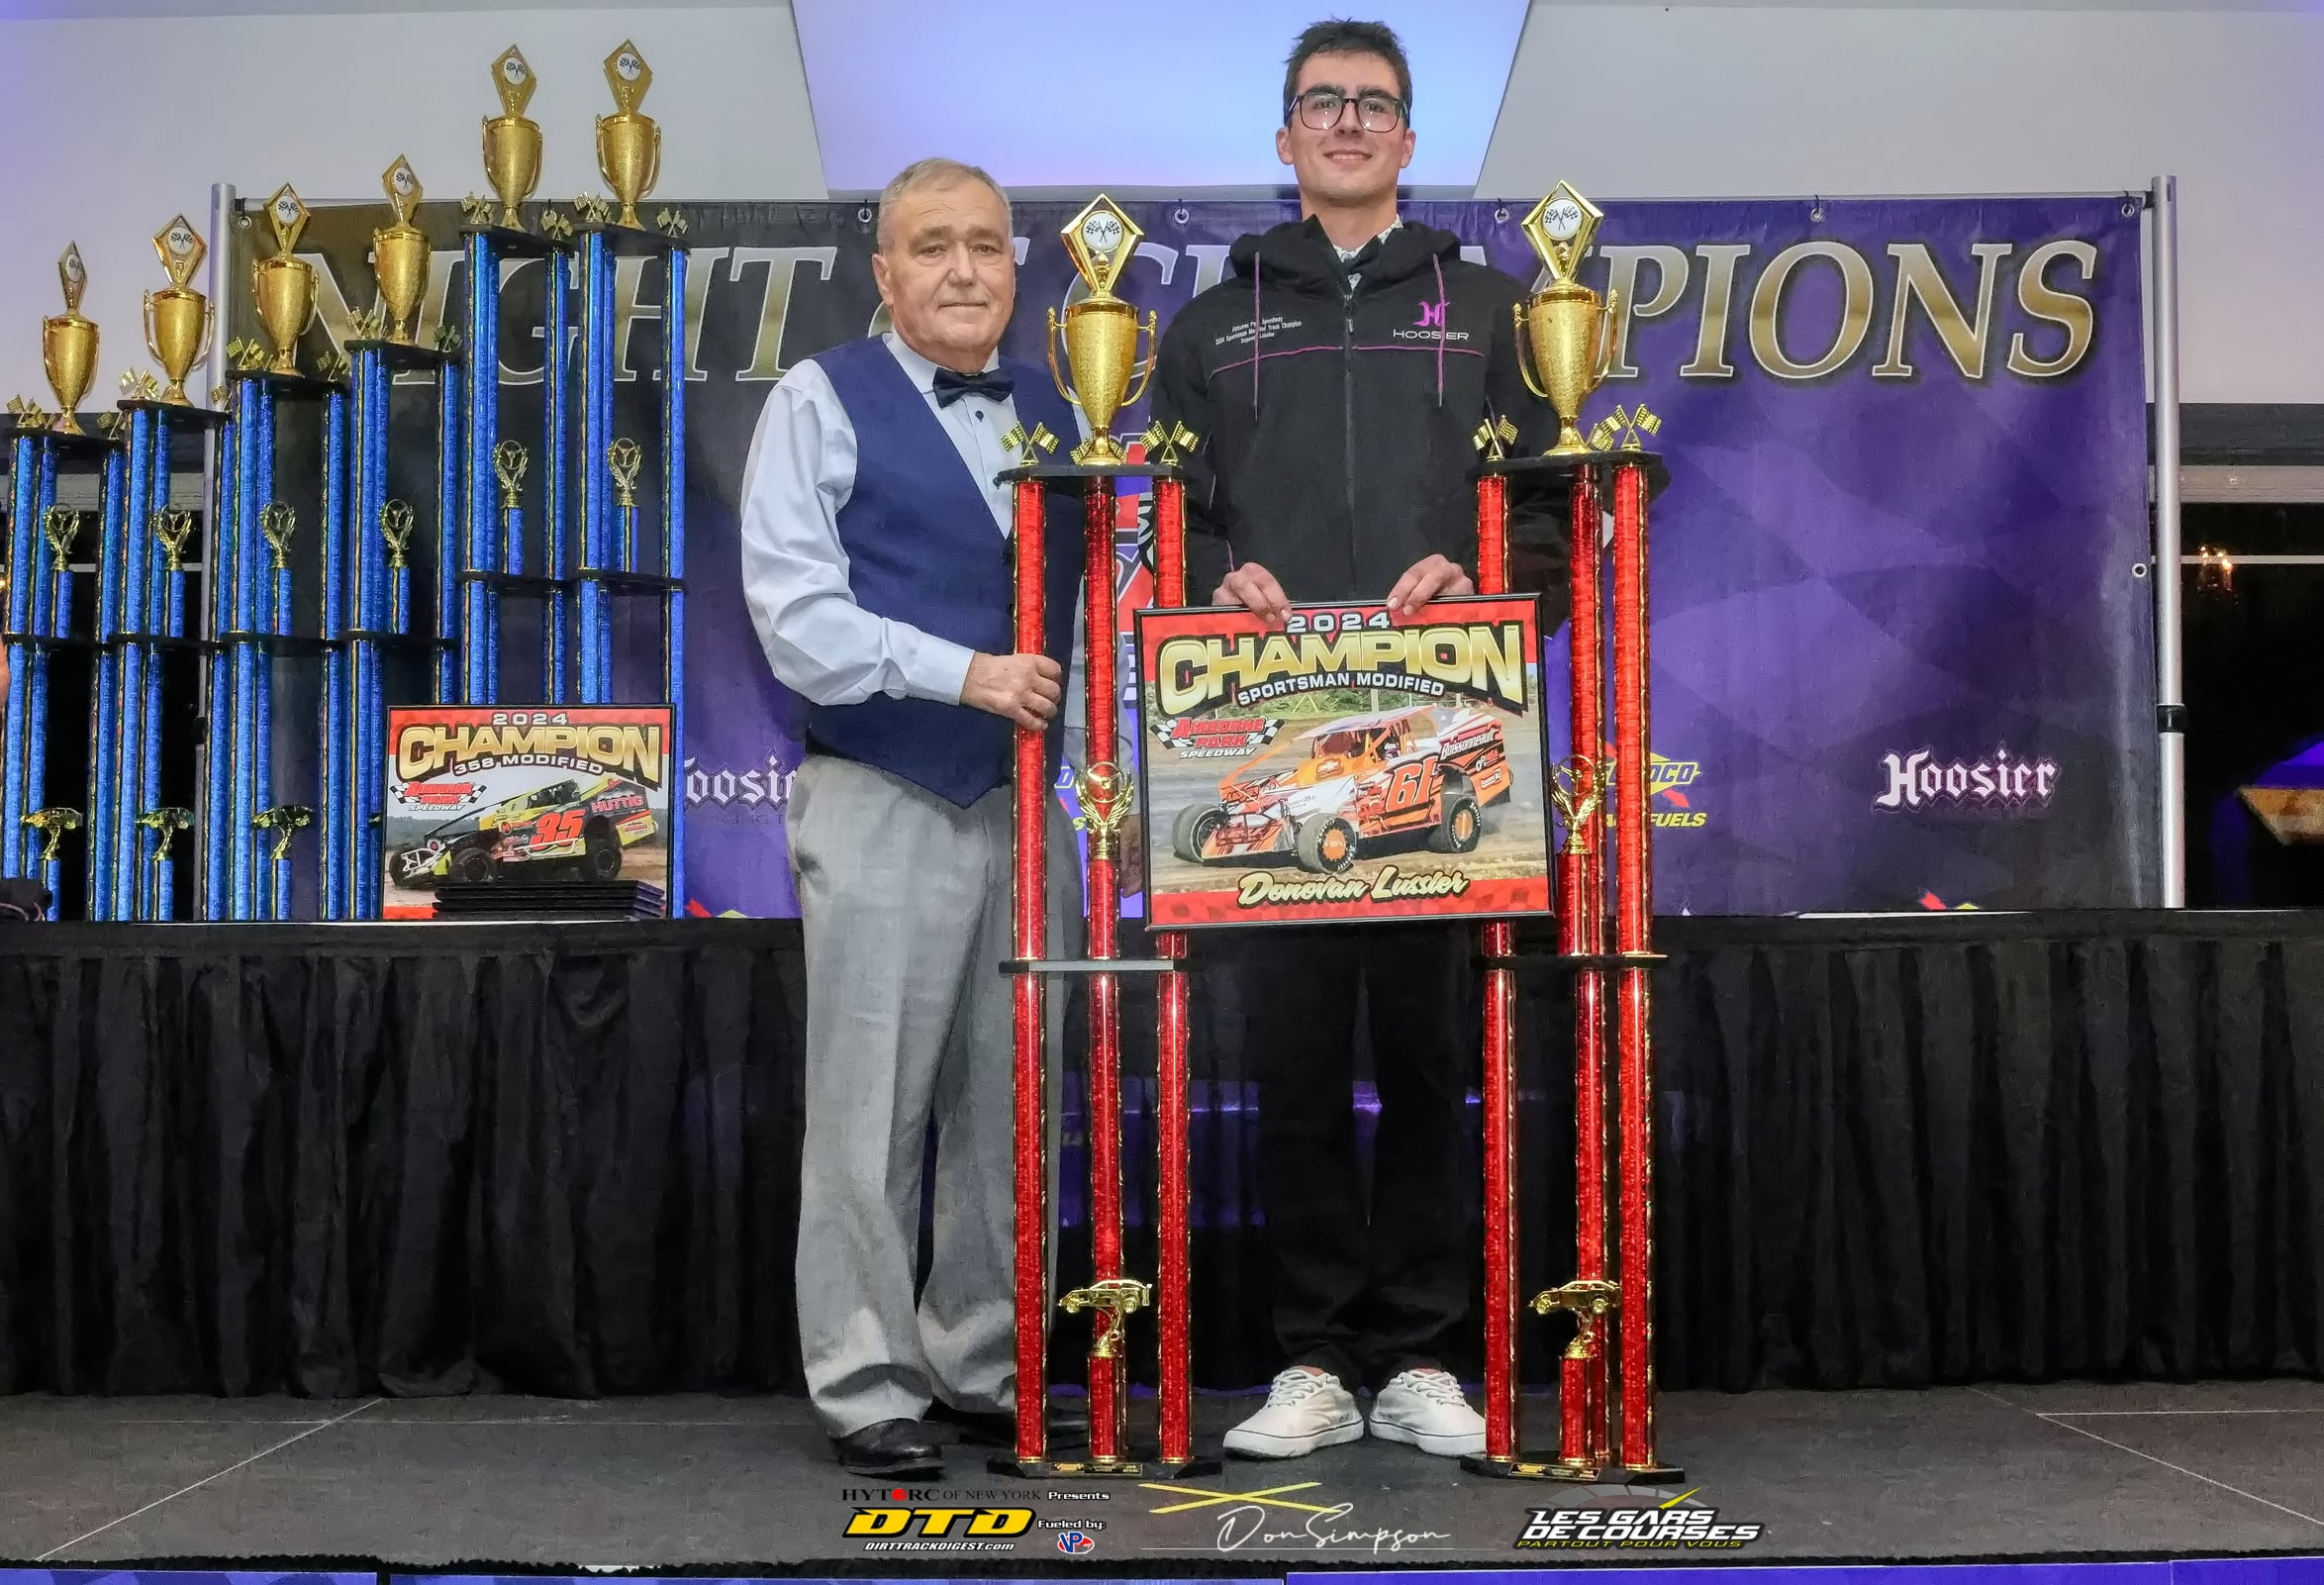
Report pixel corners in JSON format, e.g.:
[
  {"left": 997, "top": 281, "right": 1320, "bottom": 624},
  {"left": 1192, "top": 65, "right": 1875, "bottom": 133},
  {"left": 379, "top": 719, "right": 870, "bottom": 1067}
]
[
  {"left": 107, "top": 216, "right": 228, "bottom": 921},
  {"left": 203, "top": 183, "right": 352, "bottom": 922},
  {"left": 2, "top": 245, "right": 117, "bottom": 914},
  {"left": 342, "top": 155, "right": 463, "bottom": 920},
  {"left": 459, "top": 45, "right": 573, "bottom": 712},
  {"left": 573, "top": 38, "right": 689, "bottom": 904},
  {"left": 991, "top": 195, "right": 1212, "bottom": 1481},
  {"left": 1462, "top": 182, "right": 1682, "bottom": 1487},
  {"left": 86, "top": 410, "right": 131, "bottom": 917}
]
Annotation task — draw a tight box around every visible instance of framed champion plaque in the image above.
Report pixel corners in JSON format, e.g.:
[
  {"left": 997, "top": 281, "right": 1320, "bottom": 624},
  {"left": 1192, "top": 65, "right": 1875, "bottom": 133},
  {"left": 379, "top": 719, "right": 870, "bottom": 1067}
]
[
  {"left": 1133, "top": 595, "right": 1553, "bottom": 928},
  {"left": 381, "top": 705, "right": 673, "bottom": 918}
]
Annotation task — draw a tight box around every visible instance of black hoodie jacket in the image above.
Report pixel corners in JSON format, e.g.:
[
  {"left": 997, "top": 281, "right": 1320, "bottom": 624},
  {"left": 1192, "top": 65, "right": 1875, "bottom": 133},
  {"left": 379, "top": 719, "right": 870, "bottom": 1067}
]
[{"left": 1151, "top": 217, "right": 1568, "bottom": 615}]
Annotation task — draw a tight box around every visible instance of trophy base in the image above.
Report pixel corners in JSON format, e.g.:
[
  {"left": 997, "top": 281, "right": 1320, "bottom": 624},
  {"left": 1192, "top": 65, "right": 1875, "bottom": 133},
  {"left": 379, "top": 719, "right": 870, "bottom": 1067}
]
[
  {"left": 215, "top": 630, "right": 339, "bottom": 658},
  {"left": 582, "top": 567, "right": 685, "bottom": 595},
  {"left": 1000, "top": 459, "right": 1183, "bottom": 484},
  {"left": 459, "top": 223, "right": 569, "bottom": 259},
  {"left": 120, "top": 633, "right": 214, "bottom": 654},
  {"left": 342, "top": 630, "right": 454, "bottom": 652},
  {"left": 1003, "top": 956, "right": 1176, "bottom": 976},
  {"left": 1461, "top": 1453, "right": 1688, "bottom": 1485},
  {"left": 118, "top": 399, "right": 231, "bottom": 430},
  {"left": 1461, "top": 1453, "right": 1604, "bottom": 1481},
  {"left": 1481, "top": 447, "right": 1670, "bottom": 500},
  {"left": 1476, "top": 950, "right": 1668, "bottom": 974},
  {"left": 467, "top": 570, "right": 572, "bottom": 599},
  {"left": 0, "top": 632, "right": 94, "bottom": 653},
  {"left": 577, "top": 221, "right": 685, "bottom": 260},
  {"left": 2, "top": 422, "right": 117, "bottom": 457},
  {"left": 346, "top": 339, "right": 451, "bottom": 373},
  {"left": 988, "top": 1452, "right": 1219, "bottom": 1480},
  {"left": 231, "top": 368, "right": 347, "bottom": 402}
]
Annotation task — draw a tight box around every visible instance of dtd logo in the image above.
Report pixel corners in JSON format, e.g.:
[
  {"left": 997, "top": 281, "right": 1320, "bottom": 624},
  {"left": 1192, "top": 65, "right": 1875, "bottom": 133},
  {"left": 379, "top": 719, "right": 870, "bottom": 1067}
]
[{"left": 844, "top": 1506, "right": 1034, "bottom": 1537}]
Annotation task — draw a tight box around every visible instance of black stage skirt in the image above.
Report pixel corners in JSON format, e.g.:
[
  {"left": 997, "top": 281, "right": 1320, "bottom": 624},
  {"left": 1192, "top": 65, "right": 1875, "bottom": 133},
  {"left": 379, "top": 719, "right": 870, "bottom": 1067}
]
[{"left": 3, "top": 911, "right": 2319, "bottom": 1396}]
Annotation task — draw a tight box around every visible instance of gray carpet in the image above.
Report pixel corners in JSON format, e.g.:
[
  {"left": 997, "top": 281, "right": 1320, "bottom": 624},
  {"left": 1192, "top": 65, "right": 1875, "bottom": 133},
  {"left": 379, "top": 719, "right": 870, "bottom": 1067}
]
[{"left": 6, "top": 1382, "right": 2324, "bottom": 1567}]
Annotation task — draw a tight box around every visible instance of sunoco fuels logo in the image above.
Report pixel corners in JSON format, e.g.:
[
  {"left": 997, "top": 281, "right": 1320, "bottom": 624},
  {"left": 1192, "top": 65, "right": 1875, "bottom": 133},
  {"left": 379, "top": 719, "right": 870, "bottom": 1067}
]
[{"left": 1651, "top": 751, "right": 1706, "bottom": 830}]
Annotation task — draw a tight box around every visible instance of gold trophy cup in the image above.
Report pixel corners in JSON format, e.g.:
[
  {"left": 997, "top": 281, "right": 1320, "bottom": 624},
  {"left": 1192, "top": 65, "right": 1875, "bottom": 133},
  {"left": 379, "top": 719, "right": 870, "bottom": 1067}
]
[
  {"left": 1048, "top": 196, "right": 1157, "bottom": 466},
  {"left": 372, "top": 156, "right": 430, "bottom": 344},
  {"left": 483, "top": 46, "right": 542, "bottom": 231},
  {"left": 42, "top": 245, "right": 98, "bottom": 436},
  {"left": 1512, "top": 182, "right": 1621, "bottom": 458},
  {"left": 596, "top": 40, "right": 660, "bottom": 230},
  {"left": 250, "top": 185, "right": 317, "bottom": 376},
  {"left": 143, "top": 217, "right": 212, "bottom": 405}
]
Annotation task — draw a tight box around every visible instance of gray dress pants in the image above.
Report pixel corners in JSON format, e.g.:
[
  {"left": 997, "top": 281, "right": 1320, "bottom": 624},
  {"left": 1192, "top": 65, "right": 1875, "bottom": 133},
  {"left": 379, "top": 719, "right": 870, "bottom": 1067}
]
[{"left": 789, "top": 751, "right": 1078, "bottom": 1436}]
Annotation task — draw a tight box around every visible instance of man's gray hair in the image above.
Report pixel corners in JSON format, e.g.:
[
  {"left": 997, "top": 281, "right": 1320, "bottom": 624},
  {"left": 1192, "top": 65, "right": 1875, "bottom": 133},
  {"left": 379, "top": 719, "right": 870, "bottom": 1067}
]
[{"left": 875, "top": 156, "right": 1012, "bottom": 252}]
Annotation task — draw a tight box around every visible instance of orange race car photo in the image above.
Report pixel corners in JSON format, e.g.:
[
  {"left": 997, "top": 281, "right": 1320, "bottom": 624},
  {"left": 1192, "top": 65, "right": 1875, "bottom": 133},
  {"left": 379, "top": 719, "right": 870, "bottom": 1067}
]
[{"left": 1168, "top": 704, "right": 1515, "bottom": 875}]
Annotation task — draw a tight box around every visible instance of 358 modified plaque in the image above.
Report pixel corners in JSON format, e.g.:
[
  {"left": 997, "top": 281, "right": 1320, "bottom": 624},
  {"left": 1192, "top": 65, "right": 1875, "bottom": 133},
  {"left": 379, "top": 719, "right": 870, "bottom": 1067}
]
[
  {"left": 381, "top": 705, "right": 673, "bottom": 919},
  {"left": 1134, "top": 595, "right": 1552, "bottom": 928}
]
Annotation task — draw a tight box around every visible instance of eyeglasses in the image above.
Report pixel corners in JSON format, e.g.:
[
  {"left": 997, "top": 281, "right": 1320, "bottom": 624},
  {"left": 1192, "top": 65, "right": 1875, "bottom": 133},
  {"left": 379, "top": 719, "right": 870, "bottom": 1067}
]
[{"left": 1289, "top": 86, "right": 1406, "bottom": 134}]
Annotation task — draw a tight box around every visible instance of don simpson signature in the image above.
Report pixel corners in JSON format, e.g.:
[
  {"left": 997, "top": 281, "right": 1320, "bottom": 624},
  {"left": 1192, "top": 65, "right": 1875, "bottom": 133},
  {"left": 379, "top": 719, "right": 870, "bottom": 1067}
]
[{"left": 1214, "top": 1502, "right": 1451, "bottom": 1554}]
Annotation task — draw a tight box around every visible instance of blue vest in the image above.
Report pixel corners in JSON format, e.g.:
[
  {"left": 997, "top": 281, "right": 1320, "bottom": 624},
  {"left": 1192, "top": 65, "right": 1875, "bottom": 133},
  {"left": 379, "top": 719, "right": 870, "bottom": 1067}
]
[{"left": 805, "top": 337, "right": 1084, "bottom": 807}]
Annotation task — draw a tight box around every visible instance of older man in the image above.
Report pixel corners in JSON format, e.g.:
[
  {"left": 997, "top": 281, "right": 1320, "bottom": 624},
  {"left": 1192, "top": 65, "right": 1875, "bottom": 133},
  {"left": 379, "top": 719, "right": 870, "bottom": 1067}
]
[{"left": 741, "top": 157, "right": 1082, "bottom": 1478}]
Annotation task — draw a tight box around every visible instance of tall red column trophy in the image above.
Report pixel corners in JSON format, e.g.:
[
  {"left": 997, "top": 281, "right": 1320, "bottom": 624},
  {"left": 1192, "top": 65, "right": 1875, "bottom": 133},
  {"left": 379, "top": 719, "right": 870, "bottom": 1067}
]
[
  {"left": 993, "top": 196, "right": 1216, "bottom": 1480},
  {"left": 1464, "top": 182, "right": 1682, "bottom": 1486}
]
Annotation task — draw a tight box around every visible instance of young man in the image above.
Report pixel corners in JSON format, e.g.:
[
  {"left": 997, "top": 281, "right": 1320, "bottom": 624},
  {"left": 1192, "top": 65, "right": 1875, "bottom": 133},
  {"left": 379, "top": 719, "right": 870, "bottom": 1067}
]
[
  {"left": 1150, "top": 19, "right": 1566, "bottom": 1460},
  {"left": 740, "top": 157, "right": 1085, "bottom": 1478}
]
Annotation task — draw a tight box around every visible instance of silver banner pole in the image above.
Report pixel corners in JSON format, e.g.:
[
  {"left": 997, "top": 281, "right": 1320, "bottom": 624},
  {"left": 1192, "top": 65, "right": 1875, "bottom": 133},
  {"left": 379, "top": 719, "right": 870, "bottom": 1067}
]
[
  {"left": 2149, "top": 174, "right": 2184, "bottom": 908},
  {"left": 194, "top": 180, "right": 236, "bottom": 916}
]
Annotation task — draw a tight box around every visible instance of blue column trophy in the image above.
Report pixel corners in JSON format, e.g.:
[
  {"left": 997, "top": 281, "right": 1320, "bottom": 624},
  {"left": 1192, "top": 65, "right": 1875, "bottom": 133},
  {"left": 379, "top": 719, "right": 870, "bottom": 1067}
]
[
  {"left": 574, "top": 39, "right": 688, "bottom": 906},
  {"left": 340, "top": 156, "right": 463, "bottom": 920},
  {"left": 3, "top": 245, "right": 113, "bottom": 918},
  {"left": 206, "top": 185, "right": 348, "bottom": 921},
  {"left": 456, "top": 45, "right": 574, "bottom": 710},
  {"left": 103, "top": 216, "right": 228, "bottom": 921}
]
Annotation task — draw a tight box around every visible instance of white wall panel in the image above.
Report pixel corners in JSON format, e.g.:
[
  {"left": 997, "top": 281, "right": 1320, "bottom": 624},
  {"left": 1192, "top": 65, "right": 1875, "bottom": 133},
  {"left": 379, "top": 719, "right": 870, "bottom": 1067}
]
[
  {"left": 0, "top": 4, "right": 822, "bottom": 400},
  {"left": 1482, "top": 4, "right": 2324, "bottom": 403}
]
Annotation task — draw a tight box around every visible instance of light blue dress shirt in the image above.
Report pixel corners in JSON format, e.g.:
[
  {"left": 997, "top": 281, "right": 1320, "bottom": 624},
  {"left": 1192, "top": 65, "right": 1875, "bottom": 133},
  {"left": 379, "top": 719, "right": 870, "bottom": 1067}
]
[{"left": 739, "top": 332, "right": 1090, "bottom": 729}]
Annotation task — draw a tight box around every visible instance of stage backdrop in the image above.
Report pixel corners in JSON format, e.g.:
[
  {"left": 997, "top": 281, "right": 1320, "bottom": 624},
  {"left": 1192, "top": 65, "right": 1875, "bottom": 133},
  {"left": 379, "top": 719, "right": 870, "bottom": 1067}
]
[{"left": 271, "top": 193, "right": 2152, "bottom": 917}]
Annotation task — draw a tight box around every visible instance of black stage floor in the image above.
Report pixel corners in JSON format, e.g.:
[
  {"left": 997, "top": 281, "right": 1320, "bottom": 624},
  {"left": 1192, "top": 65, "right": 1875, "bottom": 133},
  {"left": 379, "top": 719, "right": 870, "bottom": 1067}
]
[{"left": 7, "top": 1382, "right": 2324, "bottom": 1569}]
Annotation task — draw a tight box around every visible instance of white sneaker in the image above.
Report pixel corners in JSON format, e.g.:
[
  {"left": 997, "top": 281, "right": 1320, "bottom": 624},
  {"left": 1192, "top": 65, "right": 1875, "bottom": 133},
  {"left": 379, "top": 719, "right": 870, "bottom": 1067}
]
[
  {"left": 1222, "top": 1367, "right": 1364, "bottom": 1458},
  {"left": 1368, "top": 1367, "right": 1488, "bottom": 1456}
]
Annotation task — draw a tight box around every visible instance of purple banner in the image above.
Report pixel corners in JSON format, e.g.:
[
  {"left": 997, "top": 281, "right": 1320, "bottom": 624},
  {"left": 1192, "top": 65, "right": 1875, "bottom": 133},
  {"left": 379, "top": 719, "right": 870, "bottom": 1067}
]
[{"left": 290, "top": 194, "right": 2152, "bottom": 917}]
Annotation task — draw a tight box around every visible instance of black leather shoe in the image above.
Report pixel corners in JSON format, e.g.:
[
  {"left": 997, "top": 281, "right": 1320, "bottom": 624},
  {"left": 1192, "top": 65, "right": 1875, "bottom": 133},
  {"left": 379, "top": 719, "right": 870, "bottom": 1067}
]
[
  {"left": 832, "top": 1418, "right": 942, "bottom": 1477},
  {"left": 931, "top": 1401, "right": 1089, "bottom": 1448}
]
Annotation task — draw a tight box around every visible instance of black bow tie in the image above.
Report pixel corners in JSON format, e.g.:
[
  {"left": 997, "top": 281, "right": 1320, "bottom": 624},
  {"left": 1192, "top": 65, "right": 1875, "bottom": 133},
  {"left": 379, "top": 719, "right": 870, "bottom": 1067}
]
[{"left": 931, "top": 366, "right": 1015, "bottom": 407}]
